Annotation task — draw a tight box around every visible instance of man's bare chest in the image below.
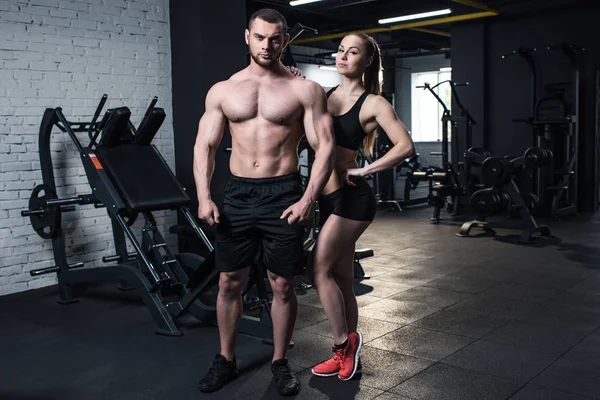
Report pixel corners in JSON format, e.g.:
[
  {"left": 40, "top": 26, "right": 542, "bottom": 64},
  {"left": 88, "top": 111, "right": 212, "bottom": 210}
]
[{"left": 221, "top": 81, "right": 303, "bottom": 125}]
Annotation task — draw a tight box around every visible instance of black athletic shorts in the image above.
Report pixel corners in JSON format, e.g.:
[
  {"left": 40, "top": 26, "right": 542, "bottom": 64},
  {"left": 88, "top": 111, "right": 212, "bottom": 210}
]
[
  {"left": 215, "top": 172, "right": 305, "bottom": 278},
  {"left": 318, "top": 177, "right": 376, "bottom": 226}
]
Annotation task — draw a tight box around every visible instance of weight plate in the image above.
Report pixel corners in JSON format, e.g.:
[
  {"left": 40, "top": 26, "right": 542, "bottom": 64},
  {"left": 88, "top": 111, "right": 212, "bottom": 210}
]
[
  {"left": 471, "top": 189, "right": 495, "bottom": 216},
  {"left": 481, "top": 157, "right": 509, "bottom": 187},
  {"left": 28, "top": 184, "right": 61, "bottom": 239},
  {"left": 525, "top": 147, "right": 552, "bottom": 168}
]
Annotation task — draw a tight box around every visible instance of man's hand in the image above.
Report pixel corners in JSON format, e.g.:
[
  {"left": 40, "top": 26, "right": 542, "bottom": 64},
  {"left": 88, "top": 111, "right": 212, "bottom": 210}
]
[
  {"left": 198, "top": 200, "right": 220, "bottom": 226},
  {"left": 286, "top": 65, "right": 305, "bottom": 79},
  {"left": 342, "top": 168, "right": 367, "bottom": 186},
  {"left": 280, "top": 199, "right": 313, "bottom": 225}
]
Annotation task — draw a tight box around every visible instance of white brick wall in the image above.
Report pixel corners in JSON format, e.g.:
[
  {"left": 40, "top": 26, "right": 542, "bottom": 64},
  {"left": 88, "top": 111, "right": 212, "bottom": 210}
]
[{"left": 0, "top": 0, "right": 177, "bottom": 296}]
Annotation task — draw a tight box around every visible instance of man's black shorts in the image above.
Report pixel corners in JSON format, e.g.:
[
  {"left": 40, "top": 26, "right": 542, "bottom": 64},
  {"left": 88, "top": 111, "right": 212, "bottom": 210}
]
[{"left": 215, "top": 172, "right": 305, "bottom": 278}]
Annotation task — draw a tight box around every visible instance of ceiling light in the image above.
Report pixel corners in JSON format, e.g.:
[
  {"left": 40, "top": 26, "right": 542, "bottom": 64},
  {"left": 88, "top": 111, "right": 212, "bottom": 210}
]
[
  {"left": 331, "top": 53, "right": 337, "bottom": 58},
  {"left": 290, "top": 0, "right": 321, "bottom": 6},
  {"left": 440, "top": 67, "right": 452, "bottom": 72},
  {"left": 378, "top": 8, "right": 452, "bottom": 25},
  {"left": 319, "top": 65, "right": 337, "bottom": 71}
]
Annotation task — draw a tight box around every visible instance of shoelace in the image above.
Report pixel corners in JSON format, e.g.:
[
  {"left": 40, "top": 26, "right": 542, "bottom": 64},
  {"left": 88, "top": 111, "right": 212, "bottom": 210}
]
[
  {"left": 273, "top": 365, "right": 294, "bottom": 380},
  {"left": 333, "top": 348, "right": 345, "bottom": 369},
  {"left": 207, "top": 361, "right": 228, "bottom": 377}
]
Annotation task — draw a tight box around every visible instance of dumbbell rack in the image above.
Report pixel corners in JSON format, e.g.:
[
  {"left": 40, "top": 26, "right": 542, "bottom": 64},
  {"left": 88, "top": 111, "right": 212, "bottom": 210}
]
[{"left": 457, "top": 148, "right": 552, "bottom": 243}]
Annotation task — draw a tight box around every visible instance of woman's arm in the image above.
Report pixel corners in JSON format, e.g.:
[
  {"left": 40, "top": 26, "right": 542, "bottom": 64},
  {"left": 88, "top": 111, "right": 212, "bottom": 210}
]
[{"left": 344, "top": 96, "right": 414, "bottom": 184}]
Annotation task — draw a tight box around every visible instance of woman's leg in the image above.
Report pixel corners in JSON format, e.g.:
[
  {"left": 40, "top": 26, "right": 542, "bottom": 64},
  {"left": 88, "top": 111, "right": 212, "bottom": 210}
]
[
  {"left": 332, "top": 243, "right": 359, "bottom": 333},
  {"left": 310, "top": 216, "right": 350, "bottom": 346},
  {"left": 311, "top": 215, "right": 371, "bottom": 343}
]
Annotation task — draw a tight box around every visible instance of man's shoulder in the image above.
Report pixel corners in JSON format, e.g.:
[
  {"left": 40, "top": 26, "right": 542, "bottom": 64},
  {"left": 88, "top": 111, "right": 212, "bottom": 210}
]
[
  {"left": 211, "top": 68, "right": 249, "bottom": 88},
  {"left": 290, "top": 78, "right": 324, "bottom": 96}
]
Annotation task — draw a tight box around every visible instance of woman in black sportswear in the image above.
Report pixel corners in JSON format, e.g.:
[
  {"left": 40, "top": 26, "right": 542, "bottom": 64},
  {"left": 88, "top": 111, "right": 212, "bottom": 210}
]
[{"left": 295, "top": 33, "right": 414, "bottom": 381}]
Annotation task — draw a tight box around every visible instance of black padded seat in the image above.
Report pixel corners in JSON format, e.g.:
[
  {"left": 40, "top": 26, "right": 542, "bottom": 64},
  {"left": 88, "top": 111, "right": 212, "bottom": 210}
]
[{"left": 95, "top": 144, "right": 190, "bottom": 212}]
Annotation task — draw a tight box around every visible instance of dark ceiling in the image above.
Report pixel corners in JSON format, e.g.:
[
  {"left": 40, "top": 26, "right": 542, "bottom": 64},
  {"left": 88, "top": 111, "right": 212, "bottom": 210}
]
[{"left": 246, "top": 0, "right": 597, "bottom": 62}]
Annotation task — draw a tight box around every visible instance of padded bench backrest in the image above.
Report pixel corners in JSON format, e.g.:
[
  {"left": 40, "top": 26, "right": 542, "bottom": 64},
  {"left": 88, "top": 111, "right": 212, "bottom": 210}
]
[
  {"left": 95, "top": 144, "right": 190, "bottom": 212},
  {"left": 100, "top": 107, "right": 135, "bottom": 148},
  {"left": 135, "top": 108, "right": 166, "bottom": 145}
]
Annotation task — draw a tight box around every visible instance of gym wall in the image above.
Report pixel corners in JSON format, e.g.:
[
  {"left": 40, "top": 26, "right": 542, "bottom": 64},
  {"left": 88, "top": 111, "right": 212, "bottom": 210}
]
[
  {"left": 169, "top": 0, "right": 246, "bottom": 251},
  {"left": 452, "top": 4, "right": 600, "bottom": 212},
  {"left": 0, "top": 0, "right": 175, "bottom": 295}
]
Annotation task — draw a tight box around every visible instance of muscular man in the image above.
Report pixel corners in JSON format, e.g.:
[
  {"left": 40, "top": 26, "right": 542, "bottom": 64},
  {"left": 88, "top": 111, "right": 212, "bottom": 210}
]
[{"left": 193, "top": 8, "right": 335, "bottom": 397}]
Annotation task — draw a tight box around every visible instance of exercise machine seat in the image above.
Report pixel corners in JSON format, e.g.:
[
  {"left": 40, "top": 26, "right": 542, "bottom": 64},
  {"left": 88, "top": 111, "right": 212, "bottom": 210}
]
[{"left": 95, "top": 144, "right": 190, "bottom": 212}]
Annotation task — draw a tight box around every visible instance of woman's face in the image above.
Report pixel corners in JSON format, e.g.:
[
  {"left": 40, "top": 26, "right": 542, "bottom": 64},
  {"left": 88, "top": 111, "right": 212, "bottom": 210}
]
[{"left": 336, "top": 35, "right": 372, "bottom": 77}]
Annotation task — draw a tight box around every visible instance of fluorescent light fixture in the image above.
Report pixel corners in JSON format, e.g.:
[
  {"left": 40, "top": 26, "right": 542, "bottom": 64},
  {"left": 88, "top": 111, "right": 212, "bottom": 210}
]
[
  {"left": 319, "top": 65, "right": 337, "bottom": 71},
  {"left": 331, "top": 53, "right": 337, "bottom": 58},
  {"left": 290, "top": 0, "right": 321, "bottom": 6},
  {"left": 378, "top": 8, "right": 451, "bottom": 25},
  {"left": 440, "top": 67, "right": 452, "bottom": 72}
]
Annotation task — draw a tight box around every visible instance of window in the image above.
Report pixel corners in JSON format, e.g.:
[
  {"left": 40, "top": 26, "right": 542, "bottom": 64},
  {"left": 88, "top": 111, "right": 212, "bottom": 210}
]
[{"left": 411, "top": 70, "right": 452, "bottom": 142}]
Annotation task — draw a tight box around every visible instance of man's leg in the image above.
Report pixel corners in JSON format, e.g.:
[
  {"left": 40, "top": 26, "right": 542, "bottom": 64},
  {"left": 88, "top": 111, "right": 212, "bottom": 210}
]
[
  {"left": 266, "top": 270, "right": 301, "bottom": 396},
  {"left": 197, "top": 266, "right": 252, "bottom": 393},
  {"left": 255, "top": 173, "right": 304, "bottom": 396},
  {"left": 218, "top": 267, "right": 251, "bottom": 361},
  {"left": 267, "top": 271, "right": 298, "bottom": 362}
]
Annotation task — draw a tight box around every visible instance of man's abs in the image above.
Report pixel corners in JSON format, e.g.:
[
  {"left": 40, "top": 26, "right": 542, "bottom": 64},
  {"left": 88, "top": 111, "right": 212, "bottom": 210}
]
[{"left": 229, "top": 122, "right": 303, "bottom": 178}]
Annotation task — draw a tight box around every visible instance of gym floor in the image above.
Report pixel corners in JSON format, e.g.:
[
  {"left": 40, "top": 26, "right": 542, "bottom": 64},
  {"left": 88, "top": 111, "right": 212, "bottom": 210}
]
[{"left": 2, "top": 207, "right": 599, "bottom": 400}]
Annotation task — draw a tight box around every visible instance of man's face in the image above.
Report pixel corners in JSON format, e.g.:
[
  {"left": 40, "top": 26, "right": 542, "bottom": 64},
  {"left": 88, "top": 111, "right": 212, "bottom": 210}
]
[{"left": 245, "top": 18, "right": 289, "bottom": 67}]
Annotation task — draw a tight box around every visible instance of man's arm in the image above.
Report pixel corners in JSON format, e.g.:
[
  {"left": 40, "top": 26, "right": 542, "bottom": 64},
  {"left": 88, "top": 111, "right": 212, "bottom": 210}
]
[
  {"left": 301, "top": 81, "right": 335, "bottom": 204},
  {"left": 193, "top": 82, "right": 227, "bottom": 225}
]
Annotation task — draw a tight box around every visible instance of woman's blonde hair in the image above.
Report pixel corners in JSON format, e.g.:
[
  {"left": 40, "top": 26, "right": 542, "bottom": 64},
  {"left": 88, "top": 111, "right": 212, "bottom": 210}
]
[{"left": 348, "top": 33, "right": 382, "bottom": 157}]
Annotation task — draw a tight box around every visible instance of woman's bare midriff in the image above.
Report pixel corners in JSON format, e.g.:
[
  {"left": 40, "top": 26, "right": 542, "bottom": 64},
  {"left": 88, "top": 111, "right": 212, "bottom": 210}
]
[{"left": 322, "top": 146, "right": 359, "bottom": 195}]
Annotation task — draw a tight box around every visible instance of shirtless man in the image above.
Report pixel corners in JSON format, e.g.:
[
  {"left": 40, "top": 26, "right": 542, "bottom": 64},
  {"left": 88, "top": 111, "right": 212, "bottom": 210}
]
[{"left": 193, "top": 9, "right": 335, "bottom": 397}]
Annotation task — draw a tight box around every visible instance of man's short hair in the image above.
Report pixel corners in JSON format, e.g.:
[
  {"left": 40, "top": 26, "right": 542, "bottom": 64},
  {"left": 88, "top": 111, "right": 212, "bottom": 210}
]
[{"left": 248, "top": 8, "right": 288, "bottom": 34}]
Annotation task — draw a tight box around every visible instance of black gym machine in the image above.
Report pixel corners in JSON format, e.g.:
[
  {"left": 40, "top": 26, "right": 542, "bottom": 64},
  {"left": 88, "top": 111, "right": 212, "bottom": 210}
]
[
  {"left": 409, "top": 80, "right": 476, "bottom": 223},
  {"left": 21, "top": 95, "right": 275, "bottom": 341},
  {"left": 502, "top": 43, "right": 584, "bottom": 218},
  {"left": 457, "top": 146, "right": 553, "bottom": 243}
]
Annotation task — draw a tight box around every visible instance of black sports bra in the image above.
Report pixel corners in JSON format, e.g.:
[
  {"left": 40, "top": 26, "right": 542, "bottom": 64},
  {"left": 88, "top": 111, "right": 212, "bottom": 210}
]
[{"left": 327, "top": 86, "right": 369, "bottom": 151}]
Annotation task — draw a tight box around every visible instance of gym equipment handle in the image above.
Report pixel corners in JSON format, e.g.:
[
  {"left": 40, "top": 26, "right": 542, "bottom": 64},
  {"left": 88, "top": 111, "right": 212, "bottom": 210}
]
[
  {"left": 21, "top": 195, "right": 100, "bottom": 216},
  {"left": 102, "top": 252, "right": 137, "bottom": 263},
  {"left": 502, "top": 47, "right": 536, "bottom": 59},
  {"left": 22, "top": 209, "right": 43, "bottom": 217},
  {"left": 46, "top": 197, "right": 87, "bottom": 207},
  {"left": 30, "top": 261, "right": 84, "bottom": 277},
  {"left": 89, "top": 94, "right": 108, "bottom": 140},
  {"left": 182, "top": 207, "right": 215, "bottom": 252}
]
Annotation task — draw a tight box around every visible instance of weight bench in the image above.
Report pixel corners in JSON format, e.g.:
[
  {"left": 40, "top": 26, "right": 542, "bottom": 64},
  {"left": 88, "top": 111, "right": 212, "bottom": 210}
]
[
  {"left": 354, "top": 249, "right": 374, "bottom": 280},
  {"left": 21, "top": 95, "right": 274, "bottom": 341}
]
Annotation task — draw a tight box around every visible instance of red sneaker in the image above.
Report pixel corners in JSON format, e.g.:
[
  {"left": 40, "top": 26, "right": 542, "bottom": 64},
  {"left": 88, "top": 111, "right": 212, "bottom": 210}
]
[
  {"left": 311, "top": 347, "right": 344, "bottom": 377},
  {"left": 338, "top": 331, "right": 363, "bottom": 381}
]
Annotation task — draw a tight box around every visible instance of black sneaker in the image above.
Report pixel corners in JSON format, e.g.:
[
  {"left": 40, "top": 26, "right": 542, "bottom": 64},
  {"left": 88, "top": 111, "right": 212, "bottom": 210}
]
[
  {"left": 197, "top": 354, "right": 238, "bottom": 393},
  {"left": 271, "top": 359, "right": 300, "bottom": 396}
]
